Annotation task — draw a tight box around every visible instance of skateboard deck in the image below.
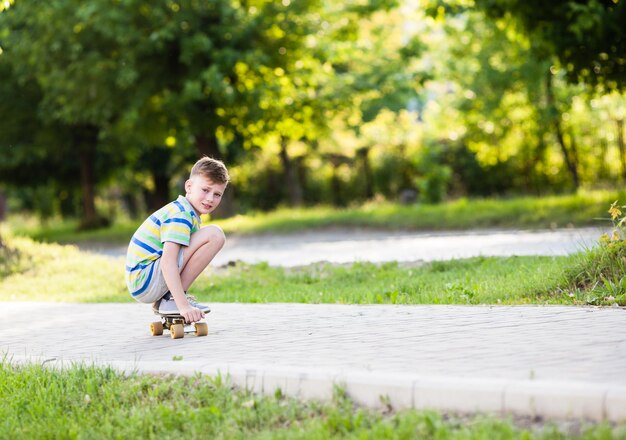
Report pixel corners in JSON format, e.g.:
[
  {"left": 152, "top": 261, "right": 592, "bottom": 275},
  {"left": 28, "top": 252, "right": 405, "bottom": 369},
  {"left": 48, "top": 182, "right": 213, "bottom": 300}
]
[{"left": 150, "top": 312, "right": 209, "bottom": 339}]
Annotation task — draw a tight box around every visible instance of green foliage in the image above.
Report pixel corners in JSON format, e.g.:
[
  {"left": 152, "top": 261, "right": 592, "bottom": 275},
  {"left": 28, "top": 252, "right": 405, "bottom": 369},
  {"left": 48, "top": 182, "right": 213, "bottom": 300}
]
[
  {"left": 421, "top": 6, "right": 626, "bottom": 195},
  {"left": 413, "top": 143, "right": 452, "bottom": 203},
  {"left": 551, "top": 200, "right": 626, "bottom": 305},
  {"left": 474, "top": 0, "right": 626, "bottom": 91},
  {"left": 1, "top": 0, "right": 427, "bottom": 221},
  {"left": 0, "top": 58, "right": 84, "bottom": 220},
  {"left": 2, "top": 0, "right": 626, "bottom": 218},
  {"left": 2, "top": 362, "right": 620, "bottom": 439}
]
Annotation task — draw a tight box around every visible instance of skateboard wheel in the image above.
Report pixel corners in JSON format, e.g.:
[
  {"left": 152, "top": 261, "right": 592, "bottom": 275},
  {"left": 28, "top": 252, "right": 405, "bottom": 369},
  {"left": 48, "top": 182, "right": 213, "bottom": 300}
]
[
  {"left": 150, "top": 321, "right": 164, "bottom": 336},
  {"left": 170, "top": 324, "right": 184, "bottom": 339},
  {"left": 194, "top": 322, "right": 208, "bottom": 337}
]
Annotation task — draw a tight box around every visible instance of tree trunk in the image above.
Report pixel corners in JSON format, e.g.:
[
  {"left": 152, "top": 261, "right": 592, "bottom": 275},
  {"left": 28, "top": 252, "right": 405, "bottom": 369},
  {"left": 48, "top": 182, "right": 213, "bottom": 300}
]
[
  {"left": 143, "top": 146, "right": 173, "bottom": 212},
  {"left": 153, "top": 173, "right": 170, "bottom": 208},
  {"left": 79, "top": 149, "right": 97, "bottom": 228},
  {"left": 195, "top": 132, "right": 221, "bottom": 159},
  {"left": 75, "top": 125, "right": 102, "bottom": 229},
  {"left": 568, "top": 128, "right": 580, "bottom": 186},
  {"left": 357, "top": 147, "right": 374, "bottom": 199},
  {"left": 532, "top": 137, "right": 547, "bottom": 195},
  {"left": 0, "top": 191, "right": 6, "bottom": 222},
  {"left": 0, "top": 194, "right": 8, "bottom": 250},
  {"left": 143, "top": 172, "right": 171, "bottom": 212},
  {"left": 279, "top": 137, "right": 304, "bottom": 206},
  {"left": 296, "top": 156, "right": 307, "bottom": 203},
  {"left": 545, "top": 70, "right": 579, "bottom": 189},
  {"left": 521, "top": 147, "right": 532, "bottom": 193},
  {"left": 598, "top": 137, "right": 610, "bottom": 181},
  {"left": 329, "top": 154, "right": 344, "bottom": 207},
  {"left": 617, "top": 119, "right": 626, "bottom": 183},
  {"left": 194, "top": 132, "right": 235, "bottom": 219},
  {"left": 122, "top": 193, "right": 139, "bottom": 219}
]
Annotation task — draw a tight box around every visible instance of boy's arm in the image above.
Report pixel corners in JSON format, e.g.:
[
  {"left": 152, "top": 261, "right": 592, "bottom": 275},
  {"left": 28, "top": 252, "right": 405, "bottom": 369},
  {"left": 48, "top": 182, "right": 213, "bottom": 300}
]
[{"left": 161, "top": 241, "right": 204, "bottom": 323}]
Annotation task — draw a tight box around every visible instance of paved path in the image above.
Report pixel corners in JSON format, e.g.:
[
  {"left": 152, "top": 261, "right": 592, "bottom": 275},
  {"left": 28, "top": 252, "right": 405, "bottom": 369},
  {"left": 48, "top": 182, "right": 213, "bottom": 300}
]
[
  {"left": 86, "top": 227, "right": 606, "bottom": 266},
  {"left": 3, "top": 302, "right": 625, "bottom": 422}
]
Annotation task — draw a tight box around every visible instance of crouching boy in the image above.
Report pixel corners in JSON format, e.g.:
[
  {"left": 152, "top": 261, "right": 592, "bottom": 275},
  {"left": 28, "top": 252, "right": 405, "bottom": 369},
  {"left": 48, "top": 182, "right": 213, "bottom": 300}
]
[{"left": 125, "top": 157, "right": 229, "bottom": 323}]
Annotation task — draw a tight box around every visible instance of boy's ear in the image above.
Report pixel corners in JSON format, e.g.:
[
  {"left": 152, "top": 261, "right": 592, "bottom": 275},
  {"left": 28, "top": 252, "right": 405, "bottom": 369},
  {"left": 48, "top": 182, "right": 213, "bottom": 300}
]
[{"left": 184, "top": 178, "right": 192, "bottom": 194}]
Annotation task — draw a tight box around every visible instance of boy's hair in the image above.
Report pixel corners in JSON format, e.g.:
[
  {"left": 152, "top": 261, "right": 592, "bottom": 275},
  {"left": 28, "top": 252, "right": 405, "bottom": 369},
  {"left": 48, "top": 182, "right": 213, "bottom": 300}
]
[{"left": 190, "top": 156, "right": 230, "bottom": 184}]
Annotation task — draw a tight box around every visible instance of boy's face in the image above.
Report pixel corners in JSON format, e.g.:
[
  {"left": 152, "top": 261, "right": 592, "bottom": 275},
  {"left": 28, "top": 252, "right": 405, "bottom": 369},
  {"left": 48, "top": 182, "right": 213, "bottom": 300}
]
[{"left": 185, "top": 175, "right": 227, "bottom": 215}]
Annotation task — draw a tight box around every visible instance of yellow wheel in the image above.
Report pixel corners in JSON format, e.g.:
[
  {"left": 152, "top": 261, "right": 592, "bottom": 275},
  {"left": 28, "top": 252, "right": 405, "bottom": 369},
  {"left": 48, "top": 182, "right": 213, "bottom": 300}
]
[
  {"left": 194, "top": 322, "right": 208, "bottom": 337},
  {"left": 150, "top": 321, "right": 164, "bottom": 336},
  {"left": 170, "top": 324, "right": 184, "bottom": 339}
]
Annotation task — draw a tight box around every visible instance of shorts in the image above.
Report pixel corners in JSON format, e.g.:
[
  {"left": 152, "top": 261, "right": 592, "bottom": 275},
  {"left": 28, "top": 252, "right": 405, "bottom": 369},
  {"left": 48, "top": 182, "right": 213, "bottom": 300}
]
[{"left": 133, "top": 248, "right": 184, "bottom": 304}]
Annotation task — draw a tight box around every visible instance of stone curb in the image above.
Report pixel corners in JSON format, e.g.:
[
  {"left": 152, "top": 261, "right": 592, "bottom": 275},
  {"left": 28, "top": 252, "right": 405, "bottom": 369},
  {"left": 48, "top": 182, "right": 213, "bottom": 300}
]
[{"left": 10, "top": 355, "right": 626, "bottom": 423}]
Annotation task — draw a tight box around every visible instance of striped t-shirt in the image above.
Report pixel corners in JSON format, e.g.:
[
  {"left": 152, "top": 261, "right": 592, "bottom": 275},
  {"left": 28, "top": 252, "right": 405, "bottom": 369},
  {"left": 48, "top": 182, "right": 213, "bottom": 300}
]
[{"left": 125, "top": 195, "right": 201, "bottom": 297}]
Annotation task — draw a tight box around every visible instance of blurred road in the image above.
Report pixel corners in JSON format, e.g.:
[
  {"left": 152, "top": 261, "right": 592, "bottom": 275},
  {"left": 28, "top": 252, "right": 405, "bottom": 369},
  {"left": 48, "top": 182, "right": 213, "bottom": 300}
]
[{"left": 85, "top": 226, "right": 606, "bottom": 266}]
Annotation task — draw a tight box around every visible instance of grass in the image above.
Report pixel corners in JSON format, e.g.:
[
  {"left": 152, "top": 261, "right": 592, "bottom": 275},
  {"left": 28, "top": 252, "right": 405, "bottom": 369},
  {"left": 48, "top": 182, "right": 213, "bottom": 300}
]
[
  {"left": 6, "top": 189, "right": 624, "bottom": 245},
  {"left": 6, "top": 215, "right": 139, "bottom": 245},
  {"left": 554, "top": 237, "right": 626, "bottom": 306},
  {"left": 1, "top": 231, "right": 623, "bottom": 306},
  {"left": 0, "top": 235, "right": 129, "bottom": 303},
  {"left": 1, "top": 361, "right": 621, "bottom": 439},
  {"left": 190, "top": 257, "right": 584, "bottom": 305},
  {"left": 221, "top": 189, "right": 624, "bottom": 235},
  {"left": 2, "top": 200, "right": 625, "bottom": 438},
  {"left": 1, "top": 195, "right": 624, "bottom": 307}
]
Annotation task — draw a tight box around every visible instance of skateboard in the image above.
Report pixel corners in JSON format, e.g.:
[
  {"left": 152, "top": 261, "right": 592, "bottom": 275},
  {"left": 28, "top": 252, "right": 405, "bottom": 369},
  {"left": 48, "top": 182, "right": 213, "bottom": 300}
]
[{"left": 150, "top": 312, "right": 209, "bottom": 339}]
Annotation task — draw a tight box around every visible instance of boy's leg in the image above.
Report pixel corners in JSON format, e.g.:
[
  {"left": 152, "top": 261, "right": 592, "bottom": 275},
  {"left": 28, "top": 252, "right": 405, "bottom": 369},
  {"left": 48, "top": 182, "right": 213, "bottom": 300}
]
[{"left": 180, "top": 225, "right": 226, "bottom": 290}]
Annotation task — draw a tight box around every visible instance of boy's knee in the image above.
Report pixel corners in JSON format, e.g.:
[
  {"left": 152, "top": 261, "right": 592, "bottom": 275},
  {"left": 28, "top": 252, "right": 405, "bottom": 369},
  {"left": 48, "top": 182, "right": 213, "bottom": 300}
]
[{"left": 203, "top": 224, "right": 226, "bottom": 246}]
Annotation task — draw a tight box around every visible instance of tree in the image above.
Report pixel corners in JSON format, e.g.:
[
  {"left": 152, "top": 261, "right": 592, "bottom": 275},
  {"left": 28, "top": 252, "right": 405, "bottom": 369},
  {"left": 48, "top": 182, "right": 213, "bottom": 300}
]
[
  {"left": 0, "top": 58, "right": 87, "bottom": 220},
  {"left": 474, "top": 0, "right": 626, "bottom": 91},
  {"left": 0, "top": 0, "right": 332, "bottom": 219},
  {"left": 225, "top": 1, "right": 427, "bottom": 207},
  {"left": 420, "top": 2, "right": 626, "bottom": 193},
  {"left": 0, "top": 0, "right": 143, "bottom": 227},
  {"left": 4, "top": 0, "right": 525, "bottom": 216},
  {"left": 309, "top": 4, "right": 428, "bottom": 203}
]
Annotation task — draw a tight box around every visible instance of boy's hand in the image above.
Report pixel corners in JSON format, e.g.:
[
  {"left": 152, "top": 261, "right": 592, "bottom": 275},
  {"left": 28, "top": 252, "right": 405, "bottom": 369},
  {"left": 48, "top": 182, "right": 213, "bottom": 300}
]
[{"left": 179, "top": 305, "right": 205, "bottom": 324}]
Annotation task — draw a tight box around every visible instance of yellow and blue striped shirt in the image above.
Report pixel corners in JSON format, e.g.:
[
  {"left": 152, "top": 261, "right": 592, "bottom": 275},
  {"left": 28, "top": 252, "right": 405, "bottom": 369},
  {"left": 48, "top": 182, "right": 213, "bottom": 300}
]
[{"left": 125, "top": 195, "right": 201, "bottom": 297}]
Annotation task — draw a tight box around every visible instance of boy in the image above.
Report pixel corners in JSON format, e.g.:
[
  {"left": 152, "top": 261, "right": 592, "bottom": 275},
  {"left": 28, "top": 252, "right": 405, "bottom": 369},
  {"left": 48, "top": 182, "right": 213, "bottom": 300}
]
[{"left": 125, "top": 157, "right": 229, "bottom": 324}]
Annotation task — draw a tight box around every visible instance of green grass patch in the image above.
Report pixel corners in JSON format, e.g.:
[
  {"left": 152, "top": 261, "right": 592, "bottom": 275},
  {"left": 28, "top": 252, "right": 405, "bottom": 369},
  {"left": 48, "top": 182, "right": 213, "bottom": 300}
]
[
  {"left": 1, "top": 361, "right": 620, "bottom": 439},
  {"left": 6, "top": 214, "right": 138, "bottom": 245},
  {"left": 0, "top": 234, "right": 129, "bottom": 303},
  {"left": 7, "top": 189, "right": 624, "bottom": 245},
  {"left": 190, "top": 257, "right": 583, "bottom": 305},
  {"left": 2, "top": 231, "right": 621, "bottom": 306}
]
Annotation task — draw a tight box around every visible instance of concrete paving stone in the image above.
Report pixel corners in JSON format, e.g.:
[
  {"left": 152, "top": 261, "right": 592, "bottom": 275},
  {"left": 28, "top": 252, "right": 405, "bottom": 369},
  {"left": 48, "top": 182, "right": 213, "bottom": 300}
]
[
  {"left": 293, "top": 371, "right": 341, "bottom": 401},
  {"left": 248, "top": 367, "right": 320, "bottom": 400},
  {"left": 1, "top": 302, "right": 625, "bottom": 422},
  {"left": 244, "top": 369, "right": 264, "bottom": 394},
  {"left": 503, "top": 381, "right": 608, "bottom": 421},
  {"left": 413, "top": 376, "right": 507, "bottom": 414},
  {"left": 258, "top": 370, "right": 290, "bottom": 397},
  {"left": 606, "top": 387, "right": 626, "bottom": 424},
  {"left": 342, "top": 373, "right": 416, "bottom": 410}
]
